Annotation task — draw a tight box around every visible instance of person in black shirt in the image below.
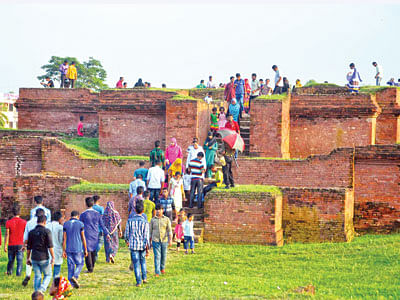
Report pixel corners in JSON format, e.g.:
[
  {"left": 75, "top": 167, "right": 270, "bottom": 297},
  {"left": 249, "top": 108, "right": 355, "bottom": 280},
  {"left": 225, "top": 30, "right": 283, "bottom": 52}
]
[
  {"left": 40, "top": 76, "right": 54, "bottom": 88},
  {"left": 27, "top": 215, "right": 54, "bottom": 294}
]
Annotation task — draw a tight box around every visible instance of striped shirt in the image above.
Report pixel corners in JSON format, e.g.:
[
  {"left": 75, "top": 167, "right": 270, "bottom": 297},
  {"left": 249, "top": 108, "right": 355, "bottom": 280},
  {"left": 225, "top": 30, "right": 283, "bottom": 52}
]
[
  {"left": 188, "top": 158, "right": 205, "bottom": 179},
  {"left": 124, "top": 214, "right": 149, "bottom": 251}
]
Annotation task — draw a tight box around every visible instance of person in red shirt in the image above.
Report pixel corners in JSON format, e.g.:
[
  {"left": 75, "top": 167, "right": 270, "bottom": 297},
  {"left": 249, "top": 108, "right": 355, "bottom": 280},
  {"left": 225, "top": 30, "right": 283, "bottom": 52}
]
[
  {"left": 225, "top": 114, "right": 240, "bottom": 134},
  {"left": 77, "top": 116, "right": 84, "bottom": 137},
  {"left": 116, "top": 77, "right": 124, "bottom": 88},
  {"left": 5, "top": 204, "right": 27, "bottom": 276},
  {"left": 224, "top": 76, "right": 235, "bottom": 103}
]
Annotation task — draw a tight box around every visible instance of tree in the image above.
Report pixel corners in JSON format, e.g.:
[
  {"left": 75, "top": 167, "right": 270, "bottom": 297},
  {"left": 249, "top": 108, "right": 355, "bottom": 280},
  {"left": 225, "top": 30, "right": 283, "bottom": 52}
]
[
  {"left": 37, "top": 56, "right": 109, "bottom": 91},
  {"left": 0, "top": 104, "right": 8, "bottom": 127}
]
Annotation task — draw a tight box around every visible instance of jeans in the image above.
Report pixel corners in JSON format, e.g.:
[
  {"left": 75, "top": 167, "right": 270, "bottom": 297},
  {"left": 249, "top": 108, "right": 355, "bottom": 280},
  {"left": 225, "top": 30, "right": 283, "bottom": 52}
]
[
  {"left": 222, "top": 159, "right": 234, "bottom": 187},
  {"left": 149, "top": 188, "right": 160, "bottom": 203},
  {"left": 95, "top": 232, "right": 104, "bottom": 261},
  {"left": 203, "top": 182, "right": 217, "bottom": 198},
  {"left": 376, "top": 77, "right": 382, "bottom": 86},
  {"left": 66, "top": 252, "right": 84, "bottom": 280},
  {"left": 152, "top": 241, "right": 168, "bottom": 275},
  {"left": 53, "top": 264, "right": 61, "bottom": 279},
  {"left": 60, "top": 74, "right": 66, "bottom": 88},
  {"left": 189, "top": 179, "right": 204, "bottom": 208},
  {"left": 7, "top": 245, "right": 23, "bottom": 276},
  {"left": 273, "top": 86, "right": 281, "bottom": 94},
  {"left": 184, "top": 236, "right": 195, "bottom": 250},
  {"left": 130, "top": 250, "right": 147, "bottom": 285},
  {"left": 32, "top": 259, "right": 52, "bottom": 292},
  {"left": 85, "top": 251, "right": 96, "bottom": 272},
  {"left": 236, "top": 93, "right": 244, "bottom": 117}
]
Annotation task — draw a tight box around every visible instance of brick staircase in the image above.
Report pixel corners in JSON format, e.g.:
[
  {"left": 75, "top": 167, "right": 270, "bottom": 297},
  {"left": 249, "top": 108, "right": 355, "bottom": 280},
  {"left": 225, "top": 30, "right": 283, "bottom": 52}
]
[
  {"left": 182, "top": 206, "right": 205, "bottom": 243},
  {"left": 239, "top": 114, "right": 250, "bottom": 156}
]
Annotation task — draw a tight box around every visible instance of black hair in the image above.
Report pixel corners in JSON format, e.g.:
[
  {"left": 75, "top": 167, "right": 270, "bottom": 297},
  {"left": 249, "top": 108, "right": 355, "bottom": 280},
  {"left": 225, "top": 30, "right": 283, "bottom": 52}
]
[
  {"left": 80, "top": 116, "right": 84, "bottom": 121},
  {"left": 162, "top": 83, "right": 166, "bottom": 88},
  {"left": 120, "top": 77, "right": 123, "bottom": 80},
  {"left": 155, "top": 203, "right": 162, "bottom": 210},
  {"left": 135, "top": 200, "right": 144, "bottom": 214},
  {"left": 187, "top": 213, "right": 193, "bottom": 218},
  {"left": 139, "top": 161, "right": 145, "bottom": 167},
  {"left": 193, "top": 137, "right": 198, "bottom": 142},
  {"left": 200, "top": 80, "right": 204, "bottom": 83},
  {"left": 156, "top": 160, "right": 162, "bottom": 165},
  {"left": 210, "top": 164, "right": 215, "bottom": 169},
  {"left": 12, "top": 205, "right": 20, "bottom": 216},
  {"left": 136, "top": 186, "right": 144, "bottom": 194},
  {"left": 230, "top": 76, "right": 234, "bottom": 80},
  {"left": 45, "top": 76, "right": 50, "bottom": 79},
  {"left": 71, "top": 210, "right": 79, "bottom": 217},
  {"left": 197, "top": 152, "right": 204, "bottom": 158},
  {"left": 272, "top": 65, "right": 277, "bottom": 69},
  {"left": 137, "top": 174, "right": 143, "bottom": 179},
  {"left": 32, "top": 291, "right": 44, "bottom": 300},
  {"left": 219, "top": 107, "right": 225, "bottom": 111},
  {"left": 123, "top": 82, "right": 127, "bottom": 86},
  {"left": 63, "top": 60, "right": 68, "bottom": 64},
  {"left": 53, "top": 277, "right": 61, "bottom": 287},
  {"left": 53, "top": 211, "right": 63, "bottom": 222},
  {"left": 71, "top": 61, "right": 75, "bottom": 65},
  {"left": 266, "top": 78, "right": 270, "bottom": 81},
  {"left": 85, "top": 197, "right": 94, "bottom": 208},
  {"left": 93, "top": 195, "right": 100, "bottom": 203},
  {"left": 252, "top": 73, "right": 257, "bottom": 77},
  {"left": 143, "top": 190, "right": 150, "bottom": 198},
  {"left": 36, "top": 208, "right": 45, "bottom": 217},
  {"left": 372, "top": 62, "right": 377, "bottom": 65},
  {"left": 34, "top": 195, "right": 43, "bottom": 204},
  {"left": 209, "top": 76, "right": 212, "bottom": 79},
  {"left": 155, "top": 140, "right": 161, "bottom": 147},
  {"left": 349, "top": 63, "right": 355, "bottom": 68},
  {"left": 174, "top": 171, "right": 181, "bottom": 176},
  {"left": 212, "top": 107, "right": 217, "bottom": 112},
  {"left": 236, "top": 73, "right": 240, "bottom": 77},
  {"left": 37, "top": 215, "right": 47, "bottom": 224}
]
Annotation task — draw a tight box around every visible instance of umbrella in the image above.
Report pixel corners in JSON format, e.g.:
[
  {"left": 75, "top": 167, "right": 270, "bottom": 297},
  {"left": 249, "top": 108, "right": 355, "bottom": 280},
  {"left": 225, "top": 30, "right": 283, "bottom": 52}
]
[{"left": 217, "top": 128, "right": 245, "bottom": 152}]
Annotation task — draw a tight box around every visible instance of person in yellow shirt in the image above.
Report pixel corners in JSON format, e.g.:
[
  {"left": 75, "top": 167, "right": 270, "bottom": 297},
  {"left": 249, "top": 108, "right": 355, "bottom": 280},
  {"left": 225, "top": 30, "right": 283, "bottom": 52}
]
[
  {"left": 66, "top": 61, "right": 78, "bottom": 88},
  {"left": 295, "top": 79, "right": 302, "bottom": 88}
]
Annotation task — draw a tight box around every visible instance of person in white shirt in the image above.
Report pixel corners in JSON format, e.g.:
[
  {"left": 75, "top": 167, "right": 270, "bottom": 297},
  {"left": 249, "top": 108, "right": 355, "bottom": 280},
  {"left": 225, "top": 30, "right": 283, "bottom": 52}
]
[
  {"left": 272, "top": 65, "right": 282, "bottom": 94},
  {"left": 183, "top": 214, "right": 195, "bottom": 254},
  {"left": 146, "top": 160, "right": 165, "bottom": 203},
  {"left": 186, "top": 137, "right": 206, "bottom": 170},
  {"left": 48, "top": 211, "right": 64, "bottom": 278},
  {"left": 30, "top": 195, "right": 51, "bottom": 224},
  {"left": 207, "top": 75, "right": 216, "bottom": 88},
  {"left": 204, "top": 92, "right": 213, "bottom": 104},
  {"left": 372, "top": 62, "right": 383, "bottom": 86}
]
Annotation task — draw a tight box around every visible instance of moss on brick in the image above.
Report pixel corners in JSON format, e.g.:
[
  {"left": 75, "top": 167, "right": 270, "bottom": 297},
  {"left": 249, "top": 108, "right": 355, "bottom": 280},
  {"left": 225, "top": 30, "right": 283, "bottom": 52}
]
[
  {"left": 171, "top": 94, "right": 198, "bottom": 101},
  {"left": 359, "top": 86, "right": 394, "bottom": 95},
  {"left": 213, "top": 185, "right": 282, "bottom": 195},
  {"left": 257, "top": 93, "right": 288, "bottom": 101},
  {"left": 67, "top": 182, "right": 129, "bottom": 193}
]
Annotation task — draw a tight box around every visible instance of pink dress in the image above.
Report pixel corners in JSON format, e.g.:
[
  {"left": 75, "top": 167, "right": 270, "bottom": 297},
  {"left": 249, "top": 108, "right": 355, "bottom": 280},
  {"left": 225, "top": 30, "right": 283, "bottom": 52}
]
[
  {"left": 174, "top": 223, "right": 184, "bottom": 240},
  {"left": 218, "top": 113, "right": 227, "bottom": 128}
]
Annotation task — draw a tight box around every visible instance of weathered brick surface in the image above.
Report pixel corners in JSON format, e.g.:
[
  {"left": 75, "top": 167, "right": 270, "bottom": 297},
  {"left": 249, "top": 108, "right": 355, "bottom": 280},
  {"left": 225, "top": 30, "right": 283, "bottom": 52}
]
[
  {"left": 16, "top": 88, "right": 99, "bottom": 136},
  {"left": 354, "top": 145, "right": 400, "bottom": 233},
  {"left": 11, "top": 173, "right": 80, "bottom": 220},
  {"left": 375, "top": 88, "right": 400, "bottom": 144},
  {"left": 188, "top": 88, "right": 225, "bottom": 100},
  {"left": 281, "top": 187, "right": 354, "bottom": 243},
  {"left": 204, "top": 192, "right": 283, "bottom": 245},
  {"left": 63, "top": 191, "right": 130, "bottom": 230}
]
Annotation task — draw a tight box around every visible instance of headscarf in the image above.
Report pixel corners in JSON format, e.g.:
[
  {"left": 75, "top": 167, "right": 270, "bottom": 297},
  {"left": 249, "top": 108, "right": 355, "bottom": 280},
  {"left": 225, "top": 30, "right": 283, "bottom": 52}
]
[
  {"left": 166, "top": 137, "right": 183, "bottom": 165},
  {"left": 102, "top": 201, "right": 122, "bottom": 234},
  {"left": 54, "top": 276, "right": 73, "bottom": 299},
  {"left": 204, "top": 131, "right": 217, "bottom": 148},
  {"left": 169, "top": 158, "right": 182, "bottom": 177},
  {"left": 244, "top": 78, "right": 251, "bottom": 94}
]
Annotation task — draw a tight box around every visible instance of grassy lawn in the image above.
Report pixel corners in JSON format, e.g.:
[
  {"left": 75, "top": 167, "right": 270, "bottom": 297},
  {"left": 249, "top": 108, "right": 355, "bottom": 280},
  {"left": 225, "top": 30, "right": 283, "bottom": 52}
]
[
  {"left": 60, "top": 137, "right": 148, "bottom": 161},
  {"left": 0, "top": 234, "right": 399, "bottom": 299}
]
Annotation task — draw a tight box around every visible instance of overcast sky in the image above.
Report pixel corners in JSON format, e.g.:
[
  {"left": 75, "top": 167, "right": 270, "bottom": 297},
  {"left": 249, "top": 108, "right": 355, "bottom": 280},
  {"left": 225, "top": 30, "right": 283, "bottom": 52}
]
[{"left": 1, "top": 0, "right": 399, "bottom": 93}]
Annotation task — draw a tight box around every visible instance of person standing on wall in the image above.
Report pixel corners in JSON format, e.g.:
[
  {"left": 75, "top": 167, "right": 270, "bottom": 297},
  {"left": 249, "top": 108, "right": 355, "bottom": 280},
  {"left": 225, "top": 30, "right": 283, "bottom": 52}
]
[
  {"left": 249, "top": 73, "right": 260, "bottom": 112},
  {"left": 234, "top": 73, "right": 245, "bottom": 118},
  {"left": 272, "top": 65, "right": 282, "bottom": 94},
  {"left": 372, "top": 62, "right": 383, "bottom": 86},
  {"left": 207, "top": 75, "right": 216, "bottom": 88},
  {"left": 66, "top": 61, "right": 77, "bottom": 88},
  {"left": 224, "top": 76, "right": 236, "bottom": 103},
  {"left": 150, "top": 141, "right": 165, "bottom": 168},
  {"left": 59, "top": 60, "right": 68, "bottom": 88},
  {"left": 116, "top": 77, "right": 124, "bottom": 88},
  {"left": 147, "top": 160, "right": 165, "bottom": 203}
]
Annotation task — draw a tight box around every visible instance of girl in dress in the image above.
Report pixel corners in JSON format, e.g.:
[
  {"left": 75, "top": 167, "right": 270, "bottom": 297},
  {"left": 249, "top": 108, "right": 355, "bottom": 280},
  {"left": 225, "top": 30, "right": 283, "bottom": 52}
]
[
  {"left": 218, "top": 106, "right": 227, "bottom": 129},
  {"left": 168, "top": 171, "right": 185, "bottom": 213},
  {"left": 243, "top": 78, "right": 251, "bottom": 114},
  {"left": 210, "top": 107, "right": 219, "bottom": 133}
]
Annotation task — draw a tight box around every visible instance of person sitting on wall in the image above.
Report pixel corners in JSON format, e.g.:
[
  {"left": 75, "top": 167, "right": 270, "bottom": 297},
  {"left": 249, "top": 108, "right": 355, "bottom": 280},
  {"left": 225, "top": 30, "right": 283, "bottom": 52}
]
[
  {"left": 346, "top": 63, "right": 362, "bottom": 94},
  {"left": 123, "top": 82, "right": 128, "bottom": 88},
  {"left": 134, "top": 78, "right": 145, "bottom": 87},
  {"left": 116, "top": 77, "right": 124, "bottom": 88},
  {"left": 196, "top": 80, "right": 206, "bottom": 89},
  {"left": 77, "top": 116, "right": 84, "bottom": 137},
  {"left": 40, "top": 76, "right": 54, "bottom": 88}
]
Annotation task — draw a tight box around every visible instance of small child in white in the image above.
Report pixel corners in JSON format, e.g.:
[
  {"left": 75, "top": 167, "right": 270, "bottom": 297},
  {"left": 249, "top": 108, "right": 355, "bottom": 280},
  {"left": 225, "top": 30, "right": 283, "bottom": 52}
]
[{"left": 183, "top": 213, "right": 195, "bottom": 254}]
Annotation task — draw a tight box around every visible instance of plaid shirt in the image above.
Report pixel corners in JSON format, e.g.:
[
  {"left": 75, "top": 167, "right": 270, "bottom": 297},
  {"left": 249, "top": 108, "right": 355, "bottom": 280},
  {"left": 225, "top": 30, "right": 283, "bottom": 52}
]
[{"left": 124, "top": 214, "right": 149, "bottom": 251}]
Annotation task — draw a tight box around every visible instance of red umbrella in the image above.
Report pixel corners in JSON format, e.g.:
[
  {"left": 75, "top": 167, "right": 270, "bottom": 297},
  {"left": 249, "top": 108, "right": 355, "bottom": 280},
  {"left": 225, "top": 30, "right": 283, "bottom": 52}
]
[{"left": 217, "top": 129, "right": 245, "bottom": 152}]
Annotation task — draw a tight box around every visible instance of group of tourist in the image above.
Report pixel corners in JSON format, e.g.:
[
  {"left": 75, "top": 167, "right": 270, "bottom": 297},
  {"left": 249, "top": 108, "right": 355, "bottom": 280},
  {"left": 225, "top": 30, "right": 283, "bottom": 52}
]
[{"left": 115, "top": 77, "right": 163, "bottom": 89}]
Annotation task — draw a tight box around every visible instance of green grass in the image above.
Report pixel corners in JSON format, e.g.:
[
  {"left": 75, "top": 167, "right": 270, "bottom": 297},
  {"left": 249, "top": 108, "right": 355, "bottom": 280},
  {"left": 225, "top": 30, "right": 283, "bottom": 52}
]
[
  {"left": 303, "top": 82, "right": 341, "bottom": 87},
  {"left": 213, "top": 184, "right": 282, "bottom": 195},
  {"left": 257, "top": 93, "right": 288, "bottom": 101},
  {"left": 61, "top": 137, "right": 148, "bottom": 161},
  {"left": 171, "top": 94, "right": 198, "bottom": 101},
  {"left": 359, "top": 86, "right": 392, "bottom": 95},
  {"left": 0, "top": 234, "right": 399, "bottom": 299},
  {"left": 67, "top": 182, "right": 129, "bottom": 193}
]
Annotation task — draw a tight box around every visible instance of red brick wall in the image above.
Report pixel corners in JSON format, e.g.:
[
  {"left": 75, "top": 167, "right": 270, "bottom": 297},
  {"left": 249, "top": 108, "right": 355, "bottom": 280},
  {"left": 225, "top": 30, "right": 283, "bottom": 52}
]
[
  {"left": 282, "top": 187, "right": 354, "bottom": 243},
  {"left": 42, "top": 138, "right": 144, "bottom": 184},
  {"left": 12, "top": 173, "right": 80, "bottom": 219},
  {"left": 375, "top": 88, "right": 400, "bottom": 144},
  {"left": 16, "top": 88, "right": 99, "bottom": 136},
  {"left": 63, "top": 191, "right": 130, "bottom": 229},
  {"left": 204, "top": 191, "right": 283, "bottom": 245},
  {"left": 354, "top": 145, "right": 400, "bottom": 233},
  {"left": 188, "top": 88, "right": 225, "bottom": 100}
]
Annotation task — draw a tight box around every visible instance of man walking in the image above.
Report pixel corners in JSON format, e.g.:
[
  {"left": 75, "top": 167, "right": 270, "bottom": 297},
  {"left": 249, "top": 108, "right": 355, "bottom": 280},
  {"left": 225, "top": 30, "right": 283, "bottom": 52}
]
[
  {"left": 63, "top": 210, "right": 88, "bottom": 288},
  {"left": 133, "top": 161, "right": 148, "bottom": 181},
  {"left": 149, "top": 141, "right": 165, "bottom": 167},
  {"left": 59, "top": 60, "right": 68, "bottom": 88},
  {"left": 224, "top": 76, "right": 235, "bottom": 103},
  {"left": 188, "top": 152, "right": 206, "bottom": 209},
  {"left": 249, "top": 73, "right": 260, "bottom": 112},
  {"left": 92, "top": 195, "right": 104, "bottom": 262},
  {"left": 272, "top": 65, "right": 282, "bottom": 94},
  {"left": 372, "top": 62, "right": 383, "bottom": 86},
  {"left": 234, "top": 73, "right": 245, "bottom": 117},
  {"left": 30, "top": 196, "right": 51, "bottom": 224},
  {"left": 149, "top": 204, "right": 172, "bottom": 277},
  {"left": 79, "top": 197, "right": 110, "bottom": 273},
  {"left": 147, "top": 160, "right": 165, "bottom": 203},
  {"left": 26, "top": 215, "right": 55, "bottom": 294},
  {"left": 125, "top": 201, "right": 149, "bottom": 287},
  {"left": 48, "top": 211, "right": 64, "bottom": 278}
]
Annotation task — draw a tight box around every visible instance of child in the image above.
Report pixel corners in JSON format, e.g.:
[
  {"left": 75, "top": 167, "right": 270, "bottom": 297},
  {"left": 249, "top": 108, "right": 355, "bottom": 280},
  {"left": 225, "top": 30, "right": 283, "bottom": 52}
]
[
  {"left": 183, "top": 170, "right": 191, "bottom": 204},
  {"left": 218, "top": 107, "right": 227, "bottom": 129},
  {"left": 210, "top": 107, "right": 219, "bottom": 133},
  {"left": 173, "top": 219, "right": 184, "bottom": 252},
  {"left": 183, "top": 213, "right": 195, "bottom": 254},
  {"left": 204, "top": 92, "right": 213, "bottom": 104},
  {"left": 49, "top": 276, "right": 73, "bottom": 299}
]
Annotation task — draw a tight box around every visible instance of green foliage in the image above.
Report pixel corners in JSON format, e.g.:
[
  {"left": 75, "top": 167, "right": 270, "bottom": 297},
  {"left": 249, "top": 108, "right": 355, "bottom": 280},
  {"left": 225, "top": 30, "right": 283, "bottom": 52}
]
[
  {"left": 61, "top": 137, "right": 148, "bottom": 160},
  {"left": 213, "top": 184, "right": 282, "bottom": 195},
  {"left": 67, "top": 182, "right": 129, "bottom": 193},
  {"left": 0, "top": 103, "right": 8, "bottom": 127},
  {"left": 304, "top": 80, "right": 341, "bottom": 87},
  {"left": 171, "top": 94, "right": 197, "bottom": 101},
  {"left": 257, "top": 93, "right": 288, "bottom": 101},
  {"left": 37, "top": 56, "right": 108, "bottom": 91},
  {"left": 0, "top": 232, "right": 399, "bottom": 299}
]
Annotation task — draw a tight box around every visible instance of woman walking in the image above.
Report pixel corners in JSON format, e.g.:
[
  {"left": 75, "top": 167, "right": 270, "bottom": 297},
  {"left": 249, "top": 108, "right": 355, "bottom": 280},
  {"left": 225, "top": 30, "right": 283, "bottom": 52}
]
[
  {"left": 102, "top": 201, "right": 122, "bottom": 263},
  {"left": 203, "top": 131, "right": 218, "bottom": 178}
]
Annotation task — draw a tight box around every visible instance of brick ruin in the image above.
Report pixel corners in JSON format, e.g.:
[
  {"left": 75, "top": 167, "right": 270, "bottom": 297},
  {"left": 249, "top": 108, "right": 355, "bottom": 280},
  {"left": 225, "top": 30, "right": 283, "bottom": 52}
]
[{"left": 0, "top": 86, "right": 399, "bottom": 245}]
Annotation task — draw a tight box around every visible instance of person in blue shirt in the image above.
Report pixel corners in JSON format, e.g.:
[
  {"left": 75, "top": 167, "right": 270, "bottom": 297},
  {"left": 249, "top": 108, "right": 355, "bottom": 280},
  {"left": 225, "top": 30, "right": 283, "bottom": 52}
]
[
  {"left": 158, "top": 189, "right": 176, "bottom": 222},
  {"left": 79, "top": 197, "right": 110, "bottom": 273},
  {"left": 133, "top": 161, "right": 149, "bottom": 181},
  {"left": 62, "top": 210, "right": 88, "bottom": 288},
  {"left": 92, "top": 195, "right": 104, "bottom": 261},
  {"left": 129, "top": 174, "right": 147, "bottom": 200},
  {"left": 30, "top": 196, "right": 51, "bottom": 224},
  {"left": 234, "top": 73, "right": 245, "bottom": 118}
]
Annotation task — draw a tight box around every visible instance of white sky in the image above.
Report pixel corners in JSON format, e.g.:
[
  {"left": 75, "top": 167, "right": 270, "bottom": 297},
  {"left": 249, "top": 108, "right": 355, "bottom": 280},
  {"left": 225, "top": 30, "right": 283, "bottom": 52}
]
[{"left": 0, "top": 0, "right": 399, "bottom": 92}]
